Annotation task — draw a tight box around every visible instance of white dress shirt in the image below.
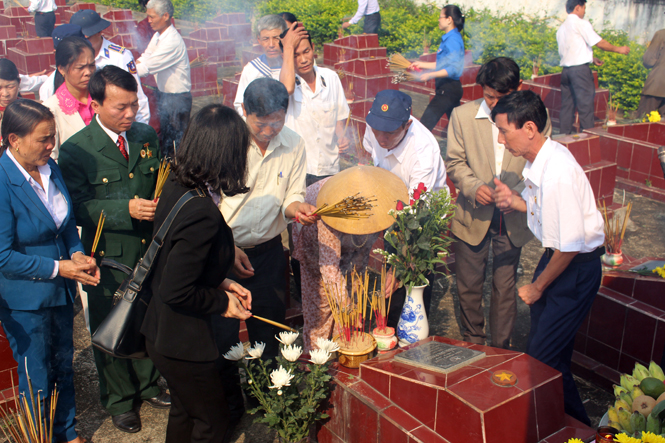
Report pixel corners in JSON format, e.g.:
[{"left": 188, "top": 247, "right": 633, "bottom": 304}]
[
  {"left": 221, "top": 125, "right": 306, "bottom": 247},
  {"left": 285, "top": 66, "right": 350, "bottom": 176},
  {"left": 28, "top": 0, "right": 56, "bottom": 13},
  {"left": 7, "top": 150, "right": 68, "bottom": 278},
  {"left": 137, "top": 25, "right": 191, "bottom": 93},
  {"left": 556, "top": 14, "right": 602, "bottom": 67},
  {"left": 349, "top": 0, "right": 380, "bottom": 24},
  {"left": 233, "top": 55, "right": 282, "bottom": 115},
  {"left": 363, "top": 116, "right": 448, "bottom": 194},
  {"left": 19, "top": 74, "right": 48, "bottom": 93},
  {"left": 521, "top": 138, "right": 604, "bottom": 253},
  {"left": 475, "top": 99, "right": 504, "bottom": 177},
  {"left": 96, "top": 115, "right": 128, "bottom": 155}
]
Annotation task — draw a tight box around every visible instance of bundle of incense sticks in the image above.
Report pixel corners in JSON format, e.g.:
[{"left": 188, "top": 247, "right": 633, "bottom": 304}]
[
  {"left": 0, "top": 361, "right": 59, "bottom": 443},
  {"left": 324, "top": 270, "right": 372, "bottom": 348},
  {"left": 90, "top": 210, "right": 106, "bottom": 258},
  {"left": 189, "top": 55, "right": 208, "bottom": 69},
  {"left": 387, "top": 53, "right": 418, "bottom": 80},
  {"left": 154, "top": 158, "right": 171, "bottom": 202},
  {"left": 601, "top": 199, "right": 632, "bottom": 253},
  {"left": 312, "top": 193, "right": 376, "bottom": 219},
  {"left": 369, "top": 261, "right": 394, "bottom": 332}
]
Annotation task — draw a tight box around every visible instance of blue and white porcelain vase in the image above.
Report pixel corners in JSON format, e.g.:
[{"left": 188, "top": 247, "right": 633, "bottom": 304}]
[{"left": 397, "top": 284, "right": 429, "bottom": 347}]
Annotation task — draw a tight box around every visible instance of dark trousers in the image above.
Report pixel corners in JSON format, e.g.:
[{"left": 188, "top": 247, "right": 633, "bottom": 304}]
[
  {"left": 637, "top": 95, "right": 665, "bottom": 118},
  {"left": 453, "top": 209, "right": 522, "bottom": 349},
  {"left": 387, "top": 273, "right": 435, "bottom": 329},
  {"left": 420, "top": 79, "right": 463, "bottom": 131},
  {"left": 560, "top": 64, "right": 596, "bottom": 134},
  {"left": 146, "top": 341, "right": 230, "bottom": 443},
  {"left": 363, "top": 12, "right": 381, "bottom": 34},
  {"left": 215, "top": 243, "right": 288, "bottom": 413},
  {"left": 88, "top": 285, "right": 161, "bottom": 416},
  {"left": 527, "top": 252, "right": 601, "bottom": 426},
  {"left": 157, "top": 90, "right": 192, "bottom": 158},
  {"left": 306, "top": 174, "right": 331, "bottom": 187},
  {"left": 0, "top": 301, "right": 78, "bottom": 442},
  {"left": 34, "top": 11, "right": 55, "bottom": 37}
]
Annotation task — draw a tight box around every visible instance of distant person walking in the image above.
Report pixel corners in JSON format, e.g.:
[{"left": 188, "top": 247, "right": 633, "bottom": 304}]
[
  {"left": 637, "top": 28, "right": 665, "bottom": 118},
  {"left": 137, "top": 0, "right": 191, "bottom": 158},
  {"left": 342, "top": 0, "right": 380, "bottom": 35},
  {"left": 556, "top": 0, "right": 629, "bottom": 133},
  {"left": 28, "top": 0, "right": 56, "bottom": 37},
  {"left": 409, "top": 5, "right": 465, "bottom": 132}
]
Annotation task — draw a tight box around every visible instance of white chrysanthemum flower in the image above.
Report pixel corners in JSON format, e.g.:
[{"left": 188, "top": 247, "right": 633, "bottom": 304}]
[
  {"left": 276, "top": 331, "right": 299, "bottom": 346},
  {"left": 281, "top": 344, "right": 303, "bottom": 362},
  {"left": 315, "top": 337, "right": 340, "bottom": 353},
  {"left": 309, "top": 349, "right": 332, "bottom": 365},
  {"left": 223, "top": 343, "right": 245, "bottom": 361},
  {"left": 269, "top": 366, "right": 294, "bottom": 389},
  {"left": 246, "top": 342, "right": 266, "bottom": 360}
]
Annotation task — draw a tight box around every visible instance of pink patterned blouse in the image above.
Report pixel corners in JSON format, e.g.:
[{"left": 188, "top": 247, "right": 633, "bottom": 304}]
[{"left": 55, "top": 83, "right": 93, "bottom": 126}]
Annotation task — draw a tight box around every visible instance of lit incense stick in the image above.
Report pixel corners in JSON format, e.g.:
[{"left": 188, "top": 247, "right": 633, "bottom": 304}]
[
  {"left": 252, "top": 315, "right": 297, "bottom": 333},
  {"left": 90, "top": 210, "right": 106, "bottom": 258}
]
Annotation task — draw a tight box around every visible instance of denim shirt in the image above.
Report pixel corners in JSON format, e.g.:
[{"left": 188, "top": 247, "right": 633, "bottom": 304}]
[{"left": 435, "top": 28, "right": 465, "bottom": 81}]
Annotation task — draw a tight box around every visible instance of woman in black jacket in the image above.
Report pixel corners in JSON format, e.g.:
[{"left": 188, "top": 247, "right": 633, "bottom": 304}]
[{"left": 142, "top": 104, "right": 252, "bottom": 442}]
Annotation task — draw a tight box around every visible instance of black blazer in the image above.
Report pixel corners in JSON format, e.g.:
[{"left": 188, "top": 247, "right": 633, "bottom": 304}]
[{"left": 141, "top": 173, "right": 234, "bottom": 362}]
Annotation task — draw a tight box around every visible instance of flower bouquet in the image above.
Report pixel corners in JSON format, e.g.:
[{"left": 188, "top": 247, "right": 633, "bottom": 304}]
[{"left": 224, "top": 332, "right": 339, "bottom": 443}]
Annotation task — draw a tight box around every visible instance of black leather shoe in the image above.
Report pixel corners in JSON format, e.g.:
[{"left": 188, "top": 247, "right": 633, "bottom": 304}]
[
  {"left": 144, "top": 391, "right": 171, "bottom": 409},
  {"left": 112, "top": 410, "right": 141, "bottom": 433}
]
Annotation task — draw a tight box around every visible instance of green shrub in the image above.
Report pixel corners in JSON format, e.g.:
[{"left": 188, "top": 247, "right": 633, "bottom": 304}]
[
  {"left": 85, "top": 0, "right": 258, "bottom": 22},
  {"left": 592, "top": 28, "right": 648, "bottom": 112}
]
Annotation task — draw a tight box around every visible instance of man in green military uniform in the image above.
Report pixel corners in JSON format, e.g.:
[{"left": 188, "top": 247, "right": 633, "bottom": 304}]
[{"left": 59, "top": 66, "right": 170, "bottom": 434}]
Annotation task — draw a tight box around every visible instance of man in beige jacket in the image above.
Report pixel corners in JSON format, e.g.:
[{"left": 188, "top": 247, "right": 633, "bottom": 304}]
[
  {"left": 637, "top": 28, "right": 665, "bottom": 118},
  {"left": 446, "top": 57, "right": 550, "bottom": 349}
]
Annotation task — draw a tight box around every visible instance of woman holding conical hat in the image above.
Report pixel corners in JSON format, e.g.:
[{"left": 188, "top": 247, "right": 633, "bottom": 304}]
[{"left": 292, "top": 165, "right": 408, "bottom": 351}]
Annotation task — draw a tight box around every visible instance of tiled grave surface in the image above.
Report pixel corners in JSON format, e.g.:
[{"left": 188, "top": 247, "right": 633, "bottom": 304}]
[
  {"left": 585, "top": 123, "right": 665, "bottom": 201},
  {"left": 0, "top": 324, "right": 17, "bottom": 400},
  {"left": 523, "top": 71, "right": 609, "bottom": 131},
  {"left": 318, "top": 336, "right": 594, "bottom": 443},
  {"left": 572, "top": 255, "right": 665, "bottom": 390},
  {"left": 552, "top": 133, "right": 617, "bottom": 208}
]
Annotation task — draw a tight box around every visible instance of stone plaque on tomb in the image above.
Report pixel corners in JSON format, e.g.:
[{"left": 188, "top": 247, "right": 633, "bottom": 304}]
[{"left": 394, "top": 341, "right": 485, "bottom": 374}]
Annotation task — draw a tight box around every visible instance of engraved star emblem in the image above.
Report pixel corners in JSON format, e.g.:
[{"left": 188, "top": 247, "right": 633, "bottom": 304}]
[{"left": 496, "top": 371, "right": 513, "bottom": 382}]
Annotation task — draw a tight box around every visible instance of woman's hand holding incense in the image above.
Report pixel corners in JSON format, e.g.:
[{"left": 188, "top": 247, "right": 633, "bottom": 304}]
[
  {"left": 59, "top": 257, "right": 100, "bottom": 286},
  {"left": 223, "top": 293, "right": 253, "bottom": 320},
  {"left": 72, "top": 251, "right": 101, "bottom": 278},
  {"left": 220, "top": 278, "right": 252, "bottom": 311},
  {"left": 129, "top": 198, "right": 157, "bottom": 221},
  {"left": 384, "top": 270, "right": 400, "bottom": 298}
]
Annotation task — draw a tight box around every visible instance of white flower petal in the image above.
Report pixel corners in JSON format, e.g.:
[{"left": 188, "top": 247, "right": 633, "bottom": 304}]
[
  {"left": 246, "top": 342, "right": 266, "bottom": 360},
  {"left": 269, "top": 366, "right": 294, "bottom": 389},
  {"left": 315, "top": 338, "right": 340, "bottom": 353},
  {"left": 281, "top": 344, "right": 303, "bottom": 362},
  {"left": 309, "top": 349, "right": 331, "bottom": 365},
  {"left": 223, "top": 343, "right": 245, "bottom": 361},
  {"left": 275, "top": 331, "right": 299, "bottom": 346}
]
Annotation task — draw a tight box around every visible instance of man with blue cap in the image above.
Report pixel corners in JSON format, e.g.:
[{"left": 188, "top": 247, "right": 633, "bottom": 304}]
[
  {"left": 362, "top": 89, "right": 448, "bottom": 327},
  {"left": 39, "top": 11, "right": 150, "bottom": 125}
]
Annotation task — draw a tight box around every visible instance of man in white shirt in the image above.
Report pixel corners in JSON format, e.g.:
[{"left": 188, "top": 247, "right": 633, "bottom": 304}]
[
  {"left": 137, "top": 0, "right": 191, "bottom": 157},
  {"left": 363, "top": 89, "right": 448, "bottom": 327},
  {"left": 447, "top": 57, "right": 551, "bottom": 350},
  {"left": 493, "top": 90, "right": 604, "bottom": 426},
  {"left": 556, "top": 0, "right": 629, "bottom": 133},
  {"left": 216, "top": 77, "right": 316, "bottom": 423},
  {"left": 28, "top": 0, "right": 56, "bottom": 37},
  {"left": 232, "top": 15, "right": 288, "bottom": 115},
  {"left": 342, "top": 0, "right": 381, "bottom": 34},
  {"left": 279, "top": 27, "right": 350, "bottom": 185}
]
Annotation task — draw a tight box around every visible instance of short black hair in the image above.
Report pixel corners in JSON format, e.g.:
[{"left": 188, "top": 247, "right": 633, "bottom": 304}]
[
  {"left": 278, "top": 23, "right": 312, "bottom": 52},
  {"left": 0, "top": 59, "right": 19, "bottom": 83},
  {"left": 243, "top": 78, "right": 289, "bottom": 117},
  {"left": 1, "top": 99, "right": 54, "bottom": 152},
  {"left": 491, "top": 90, "right": 548, "bottom": 133},
  {"left": 476, "top": 57, "right": 520, "bottom": 93},
  {"left": 54, "top": 36, "right": 93, "bottom": 91},
  {"left": 174, "top": 104, "right": 250, "bottom": 197},
  {"left": 89, "top": 65, "right": 138, "bottom": 104},
  {"left": 566, "top": 0, "right": 586, "bottom": 13},
  {"left": 279, "top": 12, "right": 297, "bottom": 24}
]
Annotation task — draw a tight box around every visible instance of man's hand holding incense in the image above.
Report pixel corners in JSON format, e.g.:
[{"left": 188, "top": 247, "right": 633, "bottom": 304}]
[
  {"left": 338, "top": 136, "right": 350, "bottom": 153},
  {"left": 287, "top": 202, "right": 318, "bottom": 226},
  {"left": 233, "top": 246, "right": 255, "bottom": 279},
  {"left": 129, "top": 198, "right": 157, "bottom": 221},
  {"left": 475, "top": 184, "right": 495, "bottom": 206}
]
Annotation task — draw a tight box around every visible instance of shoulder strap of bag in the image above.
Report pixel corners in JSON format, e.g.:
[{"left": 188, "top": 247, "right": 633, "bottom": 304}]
[{"left": 129, "top": 188, "right": 206, "bottom": 291}]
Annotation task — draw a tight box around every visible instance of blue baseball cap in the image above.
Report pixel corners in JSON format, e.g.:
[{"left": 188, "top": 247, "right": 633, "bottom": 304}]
[
  {"left": 366, "top": 89, "right": 412, "bottom": 132},
  {"left": 51, "top": 24, "right": 85, "bottom": 49},
  {"left": 70, "top": 10, "right": 111, "bottom": 38}
]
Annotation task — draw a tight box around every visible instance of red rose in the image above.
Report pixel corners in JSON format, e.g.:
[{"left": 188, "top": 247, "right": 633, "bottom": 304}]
[
  {"left": 410, "top": 199, "right": 415, "bottom": 206},
  {"left": 396, "top": 201, "right": 404, "bottom": 210},
  {"left": 417, "top": 182, "right": 426, "bottom": 192},
  {"left": 413, "top": 190, "right": 421, "bottom": 200}
]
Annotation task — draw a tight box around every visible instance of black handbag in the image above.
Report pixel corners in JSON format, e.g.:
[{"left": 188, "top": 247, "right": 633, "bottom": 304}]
[{"left": 91, "top": 188, "right": 205, "bottom": 359}]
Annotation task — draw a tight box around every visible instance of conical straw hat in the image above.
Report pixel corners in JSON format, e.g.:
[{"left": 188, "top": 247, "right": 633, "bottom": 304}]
[{"left": 316, "top": 166, "right": 409, "bottom": 235}]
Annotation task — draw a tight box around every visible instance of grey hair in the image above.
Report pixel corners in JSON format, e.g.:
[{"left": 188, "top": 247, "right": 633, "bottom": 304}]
[
  {"left": 256, "top": 15, "right": 287, "bottom": 36},
  {"left": 146, "top": 0, "right": 174, "bottom": 18}
]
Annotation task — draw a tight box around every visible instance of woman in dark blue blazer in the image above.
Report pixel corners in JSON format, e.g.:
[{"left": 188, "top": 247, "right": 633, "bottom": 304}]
[{"left": 0, "top": 99, "right": 100, "bottom": 443}]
